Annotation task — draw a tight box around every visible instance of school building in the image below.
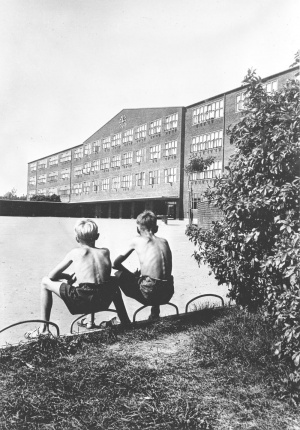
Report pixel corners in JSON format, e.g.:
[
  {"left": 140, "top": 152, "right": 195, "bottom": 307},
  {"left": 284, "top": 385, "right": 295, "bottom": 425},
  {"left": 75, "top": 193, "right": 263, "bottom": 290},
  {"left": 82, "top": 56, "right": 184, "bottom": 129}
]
[{"left": 27, "top": 66, "right": 298, "bottom": 222}]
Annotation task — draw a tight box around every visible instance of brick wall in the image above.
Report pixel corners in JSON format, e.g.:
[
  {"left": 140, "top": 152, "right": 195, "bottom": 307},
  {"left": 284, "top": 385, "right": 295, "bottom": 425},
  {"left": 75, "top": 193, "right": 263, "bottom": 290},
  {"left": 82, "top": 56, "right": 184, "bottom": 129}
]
[{"left": 197, "top": 201, "right": 223, "bottom": 230}]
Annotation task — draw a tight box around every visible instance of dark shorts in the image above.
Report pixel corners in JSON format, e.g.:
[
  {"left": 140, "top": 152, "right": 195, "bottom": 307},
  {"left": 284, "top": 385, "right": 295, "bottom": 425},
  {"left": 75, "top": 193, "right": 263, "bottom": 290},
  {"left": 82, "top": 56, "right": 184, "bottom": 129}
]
[
  {"left": 117, "top": 271, "right": 174, "bottom": 306},
  {"left": 60, "top": 277, "right": 118, "bottom": 315}
]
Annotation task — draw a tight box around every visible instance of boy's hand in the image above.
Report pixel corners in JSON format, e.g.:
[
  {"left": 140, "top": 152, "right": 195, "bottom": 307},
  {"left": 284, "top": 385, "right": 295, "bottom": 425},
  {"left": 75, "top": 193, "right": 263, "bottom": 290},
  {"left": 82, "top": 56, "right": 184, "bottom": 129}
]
[
  {"left": 134, "top": 269, "right": 141, "bottom": 278},
  {"left": 68, "top": 273, "right": 77, "bottom": 285}
]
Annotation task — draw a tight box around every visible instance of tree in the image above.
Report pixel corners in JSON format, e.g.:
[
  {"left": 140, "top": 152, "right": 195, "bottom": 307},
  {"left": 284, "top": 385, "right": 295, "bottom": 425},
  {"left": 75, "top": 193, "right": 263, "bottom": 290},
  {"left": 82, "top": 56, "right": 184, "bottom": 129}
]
[
  {"left": 186, "top": 69, "right": 300, "bottom": 378},
  {"left": 0, "top": 188, "right": 27, "bottom": 200},
  {"left": 184, "top": 154, "right": 215, "bottom": 175}
]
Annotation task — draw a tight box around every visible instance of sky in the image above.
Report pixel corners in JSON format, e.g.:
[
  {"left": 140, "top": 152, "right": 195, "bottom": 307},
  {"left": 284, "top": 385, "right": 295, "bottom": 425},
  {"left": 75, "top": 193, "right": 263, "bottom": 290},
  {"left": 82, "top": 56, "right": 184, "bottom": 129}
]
[{"left": 0, "top": 0, "right": 299, "bottom": 196}]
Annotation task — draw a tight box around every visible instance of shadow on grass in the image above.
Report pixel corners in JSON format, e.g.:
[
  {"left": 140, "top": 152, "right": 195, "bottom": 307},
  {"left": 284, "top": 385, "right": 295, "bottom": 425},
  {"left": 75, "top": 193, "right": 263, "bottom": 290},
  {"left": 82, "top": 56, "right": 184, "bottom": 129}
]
[{"left": 0, "top": 307, "right": 299, "bottom": 430}]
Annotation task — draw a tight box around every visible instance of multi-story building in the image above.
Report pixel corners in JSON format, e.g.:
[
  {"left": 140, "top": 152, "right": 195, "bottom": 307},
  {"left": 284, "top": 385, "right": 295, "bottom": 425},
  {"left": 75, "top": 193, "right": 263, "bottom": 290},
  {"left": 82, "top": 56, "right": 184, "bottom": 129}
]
[
  {"left": 28, "top": 107, "right": 186, "bottom": 219},
  {"left": 27, "top": 66, "right": 298, "bottom": 220}
]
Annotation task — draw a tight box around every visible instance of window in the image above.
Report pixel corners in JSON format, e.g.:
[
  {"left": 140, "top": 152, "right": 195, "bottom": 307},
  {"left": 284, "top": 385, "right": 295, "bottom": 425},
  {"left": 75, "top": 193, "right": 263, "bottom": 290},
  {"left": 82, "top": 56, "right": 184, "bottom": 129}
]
[
  {"left": 61, "top": 168, "right": 70, "bottom": 181},
  {"left": 123, "top": 128, "right": 133, "bottom": 145},
  {"left": 59, "top": 185, "right": 70, "bottom": 196},
  {"left": 193, "top": 99, "right": 224, "bottom": 124},
  {"left": 38, "top": 159, "right": 47, "bottom": 169},
  {"left": 135, "top": 172, "right": 145, "bottom": 187},
  {"left": 135, "top": 124, "right": 147, "bottom": 140},
  {"left": 102, "top": 178, "right": 110, "bottom": 191},
  {"left": 191, "top": 193, "right": 202, "bottom": 209},
  {"left": 236, "top": 92, "right": 246, "bottom": 112},
  {"left": 101, "top": 157, "right": 110, "bottom": 171},
  {"left": 111, "top": 154, "right": 121, "bottom": 169},
  {"left": 122, "top": 152, "right": 133, "bottom": 166},
  {"left": 37, "top": 174, "right": 46, "bottom": 184},
  {"left": 149, "top": 170, "right": 160, "bottom": 185},
  {"left": 165, "top": 113, "right": 178, "bottom": 131},
  {"left": 164, "top": 167, "right": 176, "bottom": 184},
  {"left": 263, "top": 80, "right": 278, "bottom": 93},
  {"left": 212, "top": 161, "right": 222, "bottom": 178},
  {"left": 28, "top": 190, "right": 36, "bottom": 197},
  {"left": 60, "top": 151, "right": 71, "bottom": 163},
  {"left": 49, "top": 187, "right": 58, "bottom": 196},
  {"left": 91, "top": 159, "right": 100, "bottom": 173},
  {"left": 49, "top": 155, "right": 58, "bottom": 167},
  {"left": 74, "top": 165, "right": 83, "bottom": 177},
  {"left": 83, "top": 182, "right": 90, "bottom": 194},
  {"left": 29, "top": 176, "right": 36, "bottom": 186},
  {"left": 191, "top": 131, "right": 223, "bottom": 153},
  {"left": 84, "top": 143, "right": 92, "bottom": 157},
  {"left": 74, "top": 147, "right": 83, "bottom": 159},
  {"left": 72, "top": 183, "right": 82, "bottom": 195},
  {"left": 37, "top": 188, "right": 47, "bottom": 195},
  {"left": 191, "top": 161, "right": 222, "bottom": 181},
  {"left": 121, "top": 174, "right": 132, "bottom": 189},
  {"left": 136, "top": 148, "right": 146, "bottom": 163},
  {"left": 112, "top": 132, "right": 121, "bottom": 148},
  {"left": 150, "top": 144, "right": 161, "bottom": 161},
  {"left": 92, "top": 180, "right": 100, "bottom": 192},
  {"left": 164, "top": 140, "right": 177, "bottom": 157},
  {"left": 30, "top": 163, "right": 37, "bottom": 172},
  {"left": 48, "top": 171, "right": 58, "bottom": 182},
  {"left": 83, "top": 162, "right": 91, "bottom": 175},
  {"left": 103, "top": 137, "right": 111, "bottom": 151},
  {"left": 112, "top": 176, "right": 120, "bottom": 190},
  {"left": 149, "top": 119, "right": 162, "bottom": 136},
  {"left": 93, "top": 140, "right": 101, "bottom": 153}
]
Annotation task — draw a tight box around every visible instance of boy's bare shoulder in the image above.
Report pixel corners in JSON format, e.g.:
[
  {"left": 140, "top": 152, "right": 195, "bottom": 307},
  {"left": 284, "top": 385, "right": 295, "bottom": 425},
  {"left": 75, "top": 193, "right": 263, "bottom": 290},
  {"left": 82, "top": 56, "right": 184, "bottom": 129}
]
[
  {"left": 130, "top": 235, "right": 142, "bottom": 247},
  {"left": 96, "top": 247, "right": 110, "bottom": 255},
  {"left": 156, "top": 236, "right": 169, "bottom": 245}
]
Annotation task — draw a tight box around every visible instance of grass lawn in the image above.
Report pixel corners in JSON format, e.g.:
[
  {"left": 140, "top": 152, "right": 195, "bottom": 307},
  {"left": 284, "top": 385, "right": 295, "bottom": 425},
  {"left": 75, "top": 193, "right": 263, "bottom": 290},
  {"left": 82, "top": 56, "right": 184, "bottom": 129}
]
[{"left": 1, "top": 308, "right": 299, "bottom": 430}]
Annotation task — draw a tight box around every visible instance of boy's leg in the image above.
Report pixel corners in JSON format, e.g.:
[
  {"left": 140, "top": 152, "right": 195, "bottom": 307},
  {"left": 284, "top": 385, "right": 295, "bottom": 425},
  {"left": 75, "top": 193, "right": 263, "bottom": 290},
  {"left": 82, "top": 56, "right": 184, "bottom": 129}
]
[
  {"left": 149, "top": 305, "right": 160, "bottom": 320},
  {"left": 40, "top": 276, "right": 62, "bottom": 333},
  {"left": 115, "top": 270, "right": 146, "bottom": 304},
  {"left": 111, "top": 287, "right": 131, "bottom": 325}
]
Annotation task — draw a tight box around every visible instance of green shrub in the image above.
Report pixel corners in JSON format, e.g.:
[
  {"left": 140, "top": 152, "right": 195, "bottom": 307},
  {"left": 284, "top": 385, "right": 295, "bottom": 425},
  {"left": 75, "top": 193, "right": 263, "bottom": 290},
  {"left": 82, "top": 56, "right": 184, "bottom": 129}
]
[{"left": 186, "top": 69, "right": 300, "bottom": 392}]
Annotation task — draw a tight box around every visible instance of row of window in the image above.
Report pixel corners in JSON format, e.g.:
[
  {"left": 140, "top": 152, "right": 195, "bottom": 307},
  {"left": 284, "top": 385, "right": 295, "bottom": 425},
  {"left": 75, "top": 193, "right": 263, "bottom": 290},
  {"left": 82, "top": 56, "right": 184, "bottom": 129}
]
[
  {"left": 191, "top": 130, "right": 223, "bottom": 153},
  {"left": 30, "top": 152, "right": 72, "bottom": 171},
  {"left": 31, "top": 168, "right": 177, "bottom": 196},
  {"left": 192, "top": 79, "right": 279, "bottom": 121},
  {"left": 30, "top": 138, "right": 178, "bottom": 172},
  {"left": 29, "top": 142, "right": 178, "bottom": 184}
]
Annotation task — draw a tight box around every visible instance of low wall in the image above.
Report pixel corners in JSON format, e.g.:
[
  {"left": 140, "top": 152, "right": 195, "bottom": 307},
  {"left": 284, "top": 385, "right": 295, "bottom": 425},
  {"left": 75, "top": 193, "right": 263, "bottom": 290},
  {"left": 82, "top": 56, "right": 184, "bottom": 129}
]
[{"left": 0, "top": 200, "right": 96, "bottom": 218}]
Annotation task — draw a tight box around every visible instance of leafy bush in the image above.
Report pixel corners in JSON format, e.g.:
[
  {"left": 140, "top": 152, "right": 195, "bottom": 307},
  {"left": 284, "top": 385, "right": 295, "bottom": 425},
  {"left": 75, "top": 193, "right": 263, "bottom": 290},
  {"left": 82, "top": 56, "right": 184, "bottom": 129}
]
[
  {"left": 186, "top": 69, "right": 300, "bottom": 388},
  {"left": 30, "top": 194, "right": 61, "bottom": 202}
]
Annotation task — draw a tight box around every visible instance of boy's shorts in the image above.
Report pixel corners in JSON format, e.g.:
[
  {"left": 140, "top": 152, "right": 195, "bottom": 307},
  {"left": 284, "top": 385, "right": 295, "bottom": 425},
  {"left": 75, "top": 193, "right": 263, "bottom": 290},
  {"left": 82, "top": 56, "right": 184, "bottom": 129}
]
[
  {"left": 60, "top": 277, "right": 118, "bottom": 315},
  {"left": 116, "top": 271, "right": 174, "bottom": 306}
]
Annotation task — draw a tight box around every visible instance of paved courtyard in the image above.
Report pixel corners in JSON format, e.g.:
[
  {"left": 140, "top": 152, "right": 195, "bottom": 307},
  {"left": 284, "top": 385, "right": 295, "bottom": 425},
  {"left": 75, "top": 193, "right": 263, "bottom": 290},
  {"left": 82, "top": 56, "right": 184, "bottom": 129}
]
[{"left": 0, "top": 217, "right": 229, "bottom": 345}]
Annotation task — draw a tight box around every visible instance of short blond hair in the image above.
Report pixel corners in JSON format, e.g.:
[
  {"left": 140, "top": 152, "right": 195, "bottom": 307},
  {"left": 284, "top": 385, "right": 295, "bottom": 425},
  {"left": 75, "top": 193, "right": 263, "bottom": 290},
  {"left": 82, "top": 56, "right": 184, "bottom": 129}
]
[{"left": 74, "top": 219, "right": 98, "bottom": 242}]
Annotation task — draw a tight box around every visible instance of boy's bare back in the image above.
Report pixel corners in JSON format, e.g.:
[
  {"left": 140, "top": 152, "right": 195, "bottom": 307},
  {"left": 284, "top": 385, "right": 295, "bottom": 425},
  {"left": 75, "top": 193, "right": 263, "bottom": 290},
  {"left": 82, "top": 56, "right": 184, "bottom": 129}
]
[
  {"left": 131, "top": 235, "right": 172, "bottom": 280},
  {"left": 49, "top": 246, "right": 111, "bottom": 285}
]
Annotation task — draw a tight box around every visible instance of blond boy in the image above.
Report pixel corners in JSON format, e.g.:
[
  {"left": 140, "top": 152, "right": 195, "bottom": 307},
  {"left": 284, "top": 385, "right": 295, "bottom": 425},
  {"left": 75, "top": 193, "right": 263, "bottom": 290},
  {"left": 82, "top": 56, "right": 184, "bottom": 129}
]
[
  {"left": 25, "top": 219, "right": 130, "bottom": 338},
  {"left": 114, "top": 210, "right": 174, "bottom": 320}
]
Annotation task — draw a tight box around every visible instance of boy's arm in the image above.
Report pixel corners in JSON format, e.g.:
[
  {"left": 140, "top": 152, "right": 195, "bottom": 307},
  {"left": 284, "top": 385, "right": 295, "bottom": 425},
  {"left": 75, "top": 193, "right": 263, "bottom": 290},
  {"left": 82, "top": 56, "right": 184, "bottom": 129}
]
[
  {"left": 47, "top": 251, "right": 74, "bottom": 282},
  {"left": 113, "top": 240, "right": 135, "bottom": 271}
]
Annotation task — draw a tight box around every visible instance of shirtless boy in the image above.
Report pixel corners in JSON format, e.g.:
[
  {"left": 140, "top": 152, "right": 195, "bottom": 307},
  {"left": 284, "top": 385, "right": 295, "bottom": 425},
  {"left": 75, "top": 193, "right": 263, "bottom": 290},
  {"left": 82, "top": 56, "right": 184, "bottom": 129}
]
[
  {"left": 114, "top": 210, "right": 174, "bottom": 320},
  {"left": 25, "top": 219, "right": 130, "bottom": 338}
]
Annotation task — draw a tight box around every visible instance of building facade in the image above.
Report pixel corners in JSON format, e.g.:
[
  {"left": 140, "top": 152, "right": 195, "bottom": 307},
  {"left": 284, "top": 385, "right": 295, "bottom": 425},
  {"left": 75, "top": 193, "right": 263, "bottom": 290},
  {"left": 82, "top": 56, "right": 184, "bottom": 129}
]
[{"left": 27, "top": 66, "right": 298, "bottom": 221}]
